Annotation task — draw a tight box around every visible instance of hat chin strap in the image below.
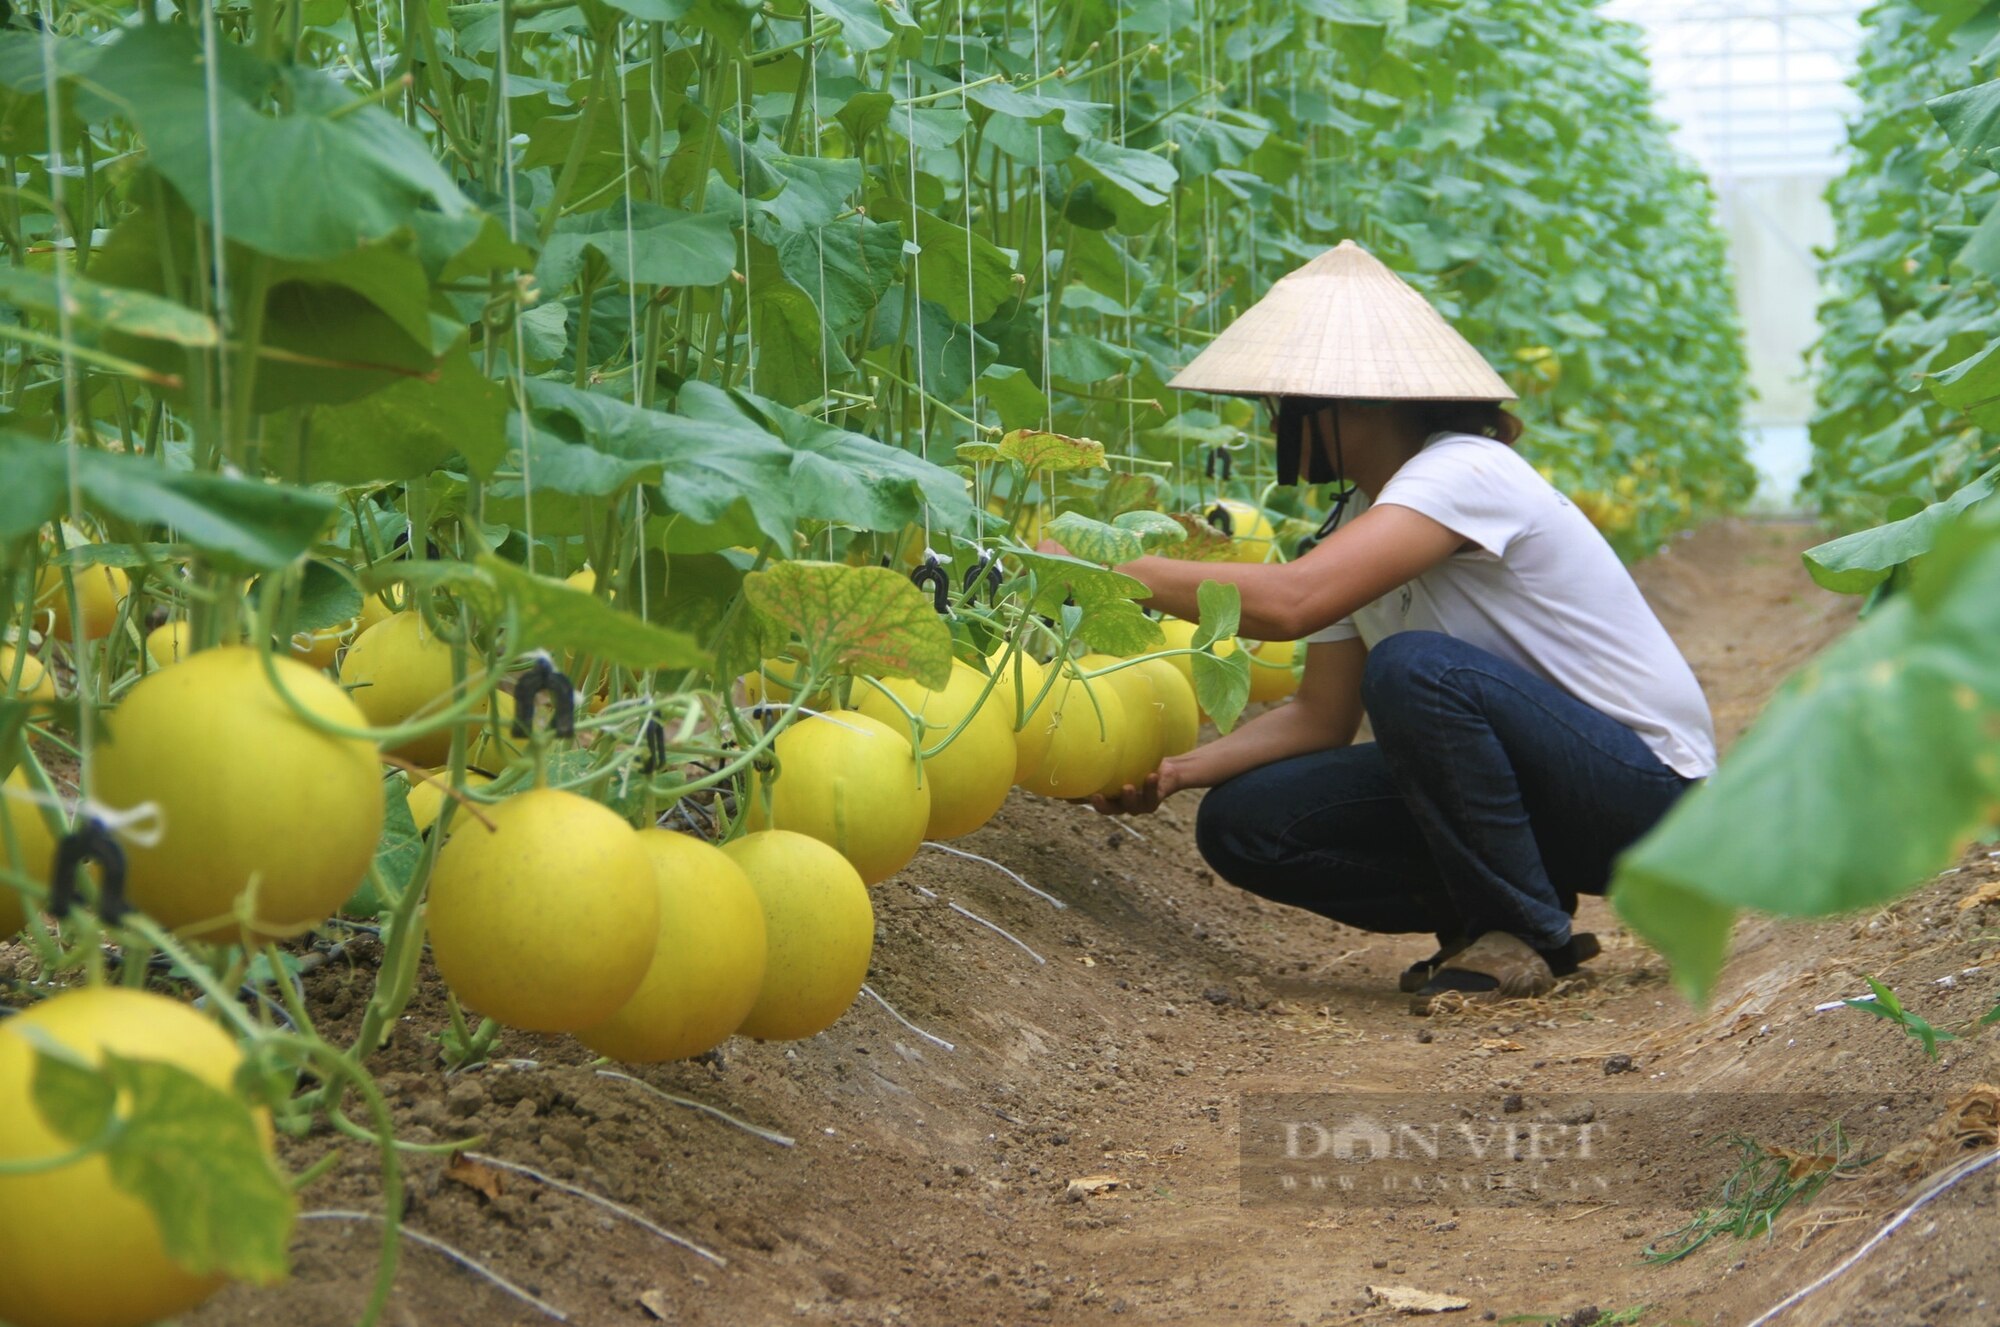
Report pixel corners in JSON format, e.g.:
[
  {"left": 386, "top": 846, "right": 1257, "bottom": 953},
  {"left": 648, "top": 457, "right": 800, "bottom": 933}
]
[{"left": 1274, "top": 398, "right": 1355, "bottom": 554}]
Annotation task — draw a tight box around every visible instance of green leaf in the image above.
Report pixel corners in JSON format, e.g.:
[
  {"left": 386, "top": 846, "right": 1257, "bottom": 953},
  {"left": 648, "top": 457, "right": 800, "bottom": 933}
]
[
  {"left": 1044, "top": 511, "right": 1143, "bottom": 565},
  {"left": 912, "top": 210, "right": 1018, "bottom": 325},
  {"left": 1803, "top": 464, "right": 1999, "bottom": 594},
  {"left": 522, "top": 380, "right": 799, "bottom": 543},
  {"left": 1612, "top": 513, "right": 2000, "bottom": 1005},
  {"left": 977, "top": 364, "right": 1049, "bottom": 433},
  {"left": 1068, "top": 140, "right": 1179, "bottom": 232},
  {"left": 1190, "top": 581, "right": 1251, "bottom": 732},
  {"left": 25, "top": 1037, "right": 116, "bottom": 1148},
  {"left": 0, "top": 436, "right": 335, "bottom": 569},
  {"left": 343, "top": 774, "right": 422, "bottom": 917},
  {"left": 30, "top": 1043, "right": 294, "bottom": 1284},
  {"left": 774, "top": 215, "right": 903, "bottom": 336},
  {"left": 0, "top": 267, "right": 217, "bottom": 347},
  {"left": 291, "top": 559, "right": 364, "bottom": 634},
  {"left": 743, "top": 561, "right": 953, "bottom": 687},
  {"left": 677, "top": 384, "right": 977, "bottom": 536},
  {"left": 277, "top": 345, "right": 508, "bottom": 484},
  {"left": 807, "top": 0, "right": 895, "bottom": 52},
  {"left": 86, "top": 27, "right": 470, "bottom": 262},
  {"left": 538, "top": 205, "right": 738, "bottom": 293},
  {"left": 402, "top": 555, "right": 711, "bottom": 671},
  {"left": 1113, "top": 510, "right": 1188, "bottom": 551},
  {"left": 1011, "top": 550, "right": 1163, "bottom": 656},
  {"left": 957, "top": 429, "right": 1107, "bottom": 471},
  {"left": 1930, "top": 79, "right": 2000, "bottom": 174}
]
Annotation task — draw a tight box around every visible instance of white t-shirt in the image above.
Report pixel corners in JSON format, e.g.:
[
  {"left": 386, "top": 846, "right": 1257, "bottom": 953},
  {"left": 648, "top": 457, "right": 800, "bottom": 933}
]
[{"left": 1302, "top": 433, "right": 1716, "bottom": 778}]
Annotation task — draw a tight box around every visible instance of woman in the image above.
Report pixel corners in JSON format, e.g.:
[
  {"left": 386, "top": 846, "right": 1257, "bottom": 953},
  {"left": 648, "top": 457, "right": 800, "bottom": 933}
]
[{"left": 1079, "top": 242, "right": 1714, "bottom": 1013}]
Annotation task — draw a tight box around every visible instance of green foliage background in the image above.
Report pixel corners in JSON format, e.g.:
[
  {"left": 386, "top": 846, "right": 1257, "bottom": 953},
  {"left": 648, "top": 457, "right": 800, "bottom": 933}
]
[
  {"left": 1, "top": 0, "right": 1750, "bottom": 566},
  {"left": 1808, "top": 0, "right": 2000, "bottom": 526}
]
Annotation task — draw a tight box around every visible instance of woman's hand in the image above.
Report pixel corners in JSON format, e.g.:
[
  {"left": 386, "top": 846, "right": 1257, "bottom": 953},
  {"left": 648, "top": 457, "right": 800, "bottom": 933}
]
[{"left": 1085, "top": 757, "right": 1188, "bottom": 816}]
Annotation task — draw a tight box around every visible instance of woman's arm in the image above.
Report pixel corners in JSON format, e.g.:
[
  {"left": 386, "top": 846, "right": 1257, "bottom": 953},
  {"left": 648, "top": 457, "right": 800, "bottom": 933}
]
[
  {"left": 1117, "top": 505, "right": 1464, "bottom": 641},
  {"left": 1090, "top": 637, "right": 1368, "bottom": 815}
]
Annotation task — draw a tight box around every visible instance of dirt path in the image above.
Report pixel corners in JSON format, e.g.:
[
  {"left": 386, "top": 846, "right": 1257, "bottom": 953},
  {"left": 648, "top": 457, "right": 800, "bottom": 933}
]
[{"left": 194, "top": 520, "right": 2000, "bottom": 1327}]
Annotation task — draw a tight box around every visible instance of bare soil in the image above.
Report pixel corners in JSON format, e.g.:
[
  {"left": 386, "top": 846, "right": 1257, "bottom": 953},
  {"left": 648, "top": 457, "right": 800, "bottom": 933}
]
[{"left": 175, "top": 520, "right": 2000, "bottom": 1327}]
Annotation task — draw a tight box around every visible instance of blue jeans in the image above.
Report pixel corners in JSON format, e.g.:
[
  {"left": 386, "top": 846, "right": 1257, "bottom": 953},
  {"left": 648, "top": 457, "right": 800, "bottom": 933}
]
[{"left": 1193, "top": 631, "right": 1695, "bottom": 950}]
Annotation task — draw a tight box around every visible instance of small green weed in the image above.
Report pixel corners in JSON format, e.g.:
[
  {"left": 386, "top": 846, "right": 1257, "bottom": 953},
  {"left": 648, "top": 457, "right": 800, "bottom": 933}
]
[
  {"left": 1643, "top": 1126, "right": 1867, "bottom": 1265},
  {"left": 1846, "top": 976, "right": 1958, "bottom": 1058}
]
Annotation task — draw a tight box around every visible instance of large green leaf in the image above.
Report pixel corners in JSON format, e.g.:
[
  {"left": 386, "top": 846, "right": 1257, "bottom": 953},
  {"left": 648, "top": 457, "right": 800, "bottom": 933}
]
[
  {"left": 1803, "top": 463, "right": 2000, "bottom": 594},
  {"left": 0, "top": 268, "right": 216, "bottom": 347},
  {"left": 538, "top": 205, "right": 738, "bottom": 294},
  {"left": 398, "top": 554, "right": 711, "bottom": 670},
  {"left": 1930, "top": 78, "right": 2000, "bottom": 173},
  {"left": 1068, "top": 140, "right": 1179, "bottom": 232},
  {"left": 775, "top": 215, "right": 903, "bottom": 336},
  {"left": 807, "top": 0, "right": 896, "bottom": 52},
  {"left": 275, "top": 346, "right": 509, "bottom": 484},
  {"left": 81, "top": 26, "right": 471, "bottom": 262},
  {"left": 1612, "top": 512, "right": 2000, "bottom": 1005},
  {"left": 676, "top": 384, "right": 977, "bottom": 536},
  {"left": 743, "top": 561, "right": 953, "bottom": 687},
  {"left": 912, "top": 210, "right": 1018, "bottom": 325},
  {"left": 0, "top": 435, "right": 334, "bottom": 568},
  {"left": 28, "top": 1043, "right": 293, "bottom": 1284}
]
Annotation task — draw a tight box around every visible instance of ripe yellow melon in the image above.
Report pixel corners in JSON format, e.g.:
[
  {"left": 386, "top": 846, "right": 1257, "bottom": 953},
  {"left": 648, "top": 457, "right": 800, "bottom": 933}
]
[
  {"left": 1247, "top": 638, "right": 1302, "bottom": 703},
  {"left": 745, "top": 710, "right": 930, "bottom": 884},
  {"left": 338, "top": 611, "right": 468, "bottom": 766},
  {"left": 0, "top": 645, "right": 55, "bottom": 703},
  {"left": 35, "top": 528, "right": 128, "bottom": 641},
  {"left": 0, "top": 987, "right": 270, "bottom": 1327},
  {"left": 1014, "top": 666, "right": 1125, "bottom": 799},
  {"left": 577, "top": 829, "right": 769, "bottom": 1062},
  {"left": 1076, "top": 654, "right": 1166, "bottom": 797},
  {"left": 426, "top": 788, "right": 658, "bottom": 1032},
  {"left": 94, "top": 646, "right": 383, "bottom": 942},
  {"left": 1134, "top": 657, "right": 1199, "bottom": 757},
  {"left": 722, "top": 829, "right": 874, "bottom": 1041},
  {"left": 1209, "top": 499, "right": 1275, "bottom": 564},
  {"left": 855, "top": 660, "right": 1017, "bottom": 840},
  {"left": 0, "top": 767, "right": 56, "bottom": 937}
]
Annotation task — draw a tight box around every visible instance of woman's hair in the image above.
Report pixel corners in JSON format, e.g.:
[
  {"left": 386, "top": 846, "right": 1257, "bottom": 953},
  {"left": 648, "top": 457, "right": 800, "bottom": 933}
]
[{"left": 1400, "top": 400, "right": 1524, "bottom": 446}]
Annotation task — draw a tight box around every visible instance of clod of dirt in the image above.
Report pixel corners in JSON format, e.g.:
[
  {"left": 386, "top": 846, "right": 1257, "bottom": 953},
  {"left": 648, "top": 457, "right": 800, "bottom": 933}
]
[
  {"left": 1554, "top": 1309, "right": 1603, "bottom": 1327},
  {"left": 1601, "top": 1053, "right": 1636, "bottom": 1075}
]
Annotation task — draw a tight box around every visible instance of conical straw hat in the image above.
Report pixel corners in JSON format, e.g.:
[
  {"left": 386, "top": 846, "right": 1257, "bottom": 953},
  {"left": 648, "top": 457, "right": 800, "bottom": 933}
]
[{"left": 1168, "top": 240, "right": 1516, "bottom": 402}]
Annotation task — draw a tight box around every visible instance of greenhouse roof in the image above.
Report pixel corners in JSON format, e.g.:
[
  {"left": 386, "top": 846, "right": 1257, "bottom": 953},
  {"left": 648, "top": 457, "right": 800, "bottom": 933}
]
[{"left": 1604, "top": 0, "right": 1867, "bottom": 181}]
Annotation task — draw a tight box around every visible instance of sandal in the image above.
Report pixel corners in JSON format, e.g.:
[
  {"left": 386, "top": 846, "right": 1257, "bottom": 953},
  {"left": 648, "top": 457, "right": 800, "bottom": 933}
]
[
  {"left": 1409, "top": 931, "right": 1557, "bottom": 1016},
  {"left": 1399, "top": 932, "right": 1598, "bottom": 994}
]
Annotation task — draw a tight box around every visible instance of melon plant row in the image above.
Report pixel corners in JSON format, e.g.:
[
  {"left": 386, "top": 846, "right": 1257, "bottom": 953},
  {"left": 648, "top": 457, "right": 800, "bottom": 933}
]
[
  {"left": 1613, "top": 1, "right": 2000, "bottom": 1004},
  {"left": 0, "top": 0, "right": 1744, "bottom": 1320},
  {"left": 1808, "top": 0, "right": 2000, "bottom": 527}
]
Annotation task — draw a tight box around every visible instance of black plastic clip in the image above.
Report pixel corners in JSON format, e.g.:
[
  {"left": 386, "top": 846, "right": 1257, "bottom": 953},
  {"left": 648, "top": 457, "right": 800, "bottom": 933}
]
[
  {"left": 961, "top": 552, "right": 1003, "bottom": 604},
  {"left": 638, "top": 716, "right": 669, "bottom": 774},
  {"left": 512, "top": 655, "right": 577, "bottom": 740},
  {"left": 1205, "top": 448, "right": 1233, "bottom": 481},
  {"left": 51, "top": 819, "right": 128, "bottom": 925},
  {"left": 1206, "top": 503, "right": 1236, "bottom": 537},
  {"left": 910, "top": 554, "right": 950, "bottom": 614}
]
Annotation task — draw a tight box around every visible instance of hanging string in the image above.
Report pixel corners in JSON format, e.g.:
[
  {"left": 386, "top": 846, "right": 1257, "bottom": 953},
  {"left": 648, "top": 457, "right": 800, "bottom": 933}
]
[
  {"left": 497, "top": 1, "right": 537, "bottom": 564},
  {"left": 36, "top": 7, "right": 98, "bottom": 794},
  {"left": 811, "top": 41, "right": 836, "bottom": 562},
  {"left": 1030, "top": 1, "right": 1052, "bottom": 434},
  {"left": 958, "top": 0, "right": 986, "bottom": 548},
  {"left": 737, "top": 58, "right": 756, "bottom": 397},
  {"left": 1117, "top": 2, "right": 1135, "bottom": 462},
  {"left": 616, "top": 23, "right": 653, "bottom": 631},
  {"left": 904, "top": 58, "right": 933, "bottom": 555}
]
